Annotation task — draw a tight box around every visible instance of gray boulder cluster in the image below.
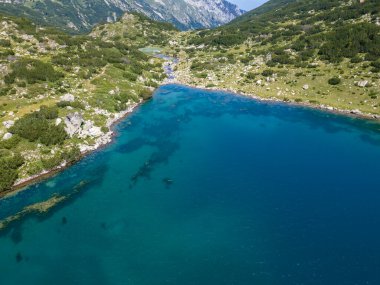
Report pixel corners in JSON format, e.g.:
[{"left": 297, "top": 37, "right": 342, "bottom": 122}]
[
  {"left": 63, "top": 112, "right": 102, "bottom": 138},
  {"left": 60, "top": 93, "right": 75, "bottom": 102}
]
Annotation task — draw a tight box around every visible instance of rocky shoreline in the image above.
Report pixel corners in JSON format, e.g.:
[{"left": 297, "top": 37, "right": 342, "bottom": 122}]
[
  {"left": 2, "top": 55, "right": 379, "bottom": 199},
  {"left": 185, "top": 83, "right": 380, "bottom": 121},
  {"left": 168, "top": 65, "right": 380, "bottom": 122},
  {"left": 1, "top": 101, "right": 142, "bottom": 199}
]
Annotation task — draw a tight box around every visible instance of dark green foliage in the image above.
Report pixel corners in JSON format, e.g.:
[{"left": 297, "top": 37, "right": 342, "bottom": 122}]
[
  {"left": 57, "top": 101, "right": 85, "bottom": 110},
  {"left": 40, "top": 124, "right": 67, "bottom": 146},
  {"left": 246, "top": 72, "right": 256, "bottom": 80},
  {"left": 38, "top": 105, "right": 59, "bottom": 119},
  {"left": 139, "top": 88, "right": 153, "bottom": 100},
  {"left": 191, "top": 60, "right": 205, "bottom": 71},
  {"left": 10, "top": 115, "right": 50, "bottom": 142},
  {"left": 0, "top": 167, "right": 18, "bottom": 192},
  {"left": 262, "top": 69, "right": 274, "bottom": 77},
  {"left": 350, "top": 55, "right": 363, "bottom": 63},
  {"left": 9, "top": 107, "right": 67, "bottom": 145},
  {"left": 369, "top": 90, "right": 378, "bottom": 99},
  {"left": 318, "top": 23, "right": 380, "bottom": 62},
  {"left": 196, "top": 72, "right": 208, "bottom": 79},
  {"left": 115, "top": 93, "right": 133, "bottom": 105},
  {"left": 41, "top": 154, "right": 62, "bottom": 170},
  {"left": 101, "top": 126, "right": 109, "bottom": 133},
  {"left": 129, "top": 62, "right": 144, "bottom": 75},
  {"left": 61, "top": 146, "right": 81, "bottom": 164},
  {"left": 328, "top": 77, "right": 341, "bottom": 85},
  {"left": 272, "top": 54, "right": 294, "bottom": 65},
  {"left": 0, "top": 153, "right": 24, "bottom": 192},
  {"left": 0, "top": 135, "right": 21, "bottom": 150},
  {"left": 0, "top": 87, "right": 12, "bottom": 97},
  {"left": 6, "top": 58, "right": 63, "bottom": 84},
  {"left": 0, "top": 39, "right": 11, "bottom": 47},
  {"left": 0, "top": 48, "right": 14, "bottom": 59},
  {"left": 193, "top": 0, "right": 379, "bottom": 66},
  {"left": 123, "top": 72, "right": 138, "bottom": 82},
  {"left": 371, "top": 60, "right": 380, "bottom": 69}
]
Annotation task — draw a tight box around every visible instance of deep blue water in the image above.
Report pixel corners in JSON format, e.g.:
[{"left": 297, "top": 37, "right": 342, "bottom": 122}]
[{"left": 1, "top": 84, "right": 380, "bottom": 285}]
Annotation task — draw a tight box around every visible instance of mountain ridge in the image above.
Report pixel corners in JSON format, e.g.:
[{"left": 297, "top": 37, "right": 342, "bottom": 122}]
[{"left": 0, "top": 0, "right": 244, "bottom": 32}]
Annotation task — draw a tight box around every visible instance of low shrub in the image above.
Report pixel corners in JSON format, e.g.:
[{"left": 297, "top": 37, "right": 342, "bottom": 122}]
[{"left": 328, "top": 77, "right": 341, "bottom": 85}]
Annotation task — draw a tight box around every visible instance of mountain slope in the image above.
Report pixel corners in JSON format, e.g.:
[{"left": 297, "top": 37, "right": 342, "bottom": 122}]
[
  {"left": 0, "top": 0, "right": 244, "bottom": 32},
  {"left": 171, "top": 0, "right": 380, "bottom": 116},
  {"left": 229, "top": 0, "right": 294, "bottom": 23},
  {"left": 0, "top": 13, "right": 175, "bottom": 192}
]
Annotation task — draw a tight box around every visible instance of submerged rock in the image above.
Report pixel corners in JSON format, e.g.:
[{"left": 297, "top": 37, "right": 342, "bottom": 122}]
[
  {"left": 162, "top": 177, "right": 174, "bottom": 188},
  {"left": 16, "top": 252, "right": 23, "bottom": 263},
  {"left": 11, "top": 229, "right": 23, "bottom": 244}
]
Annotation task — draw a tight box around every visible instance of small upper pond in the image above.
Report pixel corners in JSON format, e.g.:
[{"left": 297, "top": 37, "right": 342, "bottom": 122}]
[{"left": 1, "top": 84, "right": 380, "bottom": 285}]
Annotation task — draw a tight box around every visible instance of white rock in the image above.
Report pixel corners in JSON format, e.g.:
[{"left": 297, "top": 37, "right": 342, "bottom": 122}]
[
  {"left": 64, "top": 112, "right": 83, "bottom": 137},
  {"left": 60, "top": 93, "right": 75, "bottom": 102},
  {"left": 357, "top": 80, "right": 369, "bottom": 87},
  {"left": 2, "top": 133, "right": 12, "bottom": 140},
  {"left": 3, "top": 120, "right": 14, "bottom": 129},
  {"left": 303, "top": 84, "right": 309, "bottom": 90},
  {"left": 88, "top": 126, "right": 102, "bottom": 137},
  {"left": 351, "top": 109, "right": 362, "bottom": 115},
  {"left": 82, "top": 121, "right": 94, "bottom": 132},
  {"left": 55, "top": 118, "right": 62, "bottom": 126}
]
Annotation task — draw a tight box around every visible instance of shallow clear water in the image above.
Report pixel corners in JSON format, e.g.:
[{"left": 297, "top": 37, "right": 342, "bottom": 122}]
[{"left": 1, "top": 84, "right": 380, "bottom": 285}]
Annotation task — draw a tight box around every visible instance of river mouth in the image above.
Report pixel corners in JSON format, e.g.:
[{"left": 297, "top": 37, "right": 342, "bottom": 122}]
[{"left": 1, "top": 84, "right": 380, "bottom": 285}]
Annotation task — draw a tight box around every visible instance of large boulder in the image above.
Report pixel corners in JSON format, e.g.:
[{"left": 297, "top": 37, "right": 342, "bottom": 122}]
[
  {"left": 81, "top": 121, "right": 103, "bottom": 138},
  {"left": 64, "top": 112, "right": 83, "bottom": 137},
  {"left": 55, "top": 118, "right": 62, "bottom": 126},
  {"left": 2, "top": 120, "right": 14, "bottom": 129},
  {"left": 2, "top": 133, "right": 12, "bottom": 140},
  {"left": 60, "top": 93, "right": 75, "bottom": 102},
  {"left": 87, "top": 126, "right": 102, "bottom": 137},
  {"left": 357, "top": 80, "right": 369, "bottom": 87}
]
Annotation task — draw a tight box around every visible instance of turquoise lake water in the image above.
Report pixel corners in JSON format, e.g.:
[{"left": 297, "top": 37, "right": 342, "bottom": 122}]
[{"left": 1, "top": 84, "right": 380, "bottom": 284}]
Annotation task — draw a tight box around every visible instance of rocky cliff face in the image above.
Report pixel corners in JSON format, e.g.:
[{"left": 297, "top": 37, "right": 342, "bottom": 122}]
[
  {"left": 0, "top": 0, "right": 244, "bottom": 32},
  {"left": 126, "top": 0, "right": 245, "bottom": 30}
]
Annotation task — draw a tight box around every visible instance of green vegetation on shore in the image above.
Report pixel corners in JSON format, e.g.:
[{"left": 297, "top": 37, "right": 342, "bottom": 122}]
[
  {"left": 1, "top": 0, "right": 380, "bottom": 193},
  {"left": 0, "top": 13, "right": 175, "bottom": 192},
  {"left": 168, "top": 0, "right": 379, "bottom": 116}
]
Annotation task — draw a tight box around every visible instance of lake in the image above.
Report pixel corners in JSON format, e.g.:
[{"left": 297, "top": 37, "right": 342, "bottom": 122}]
[{"left": 1, "top": 84, "right": 380, "bottom": 285}]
